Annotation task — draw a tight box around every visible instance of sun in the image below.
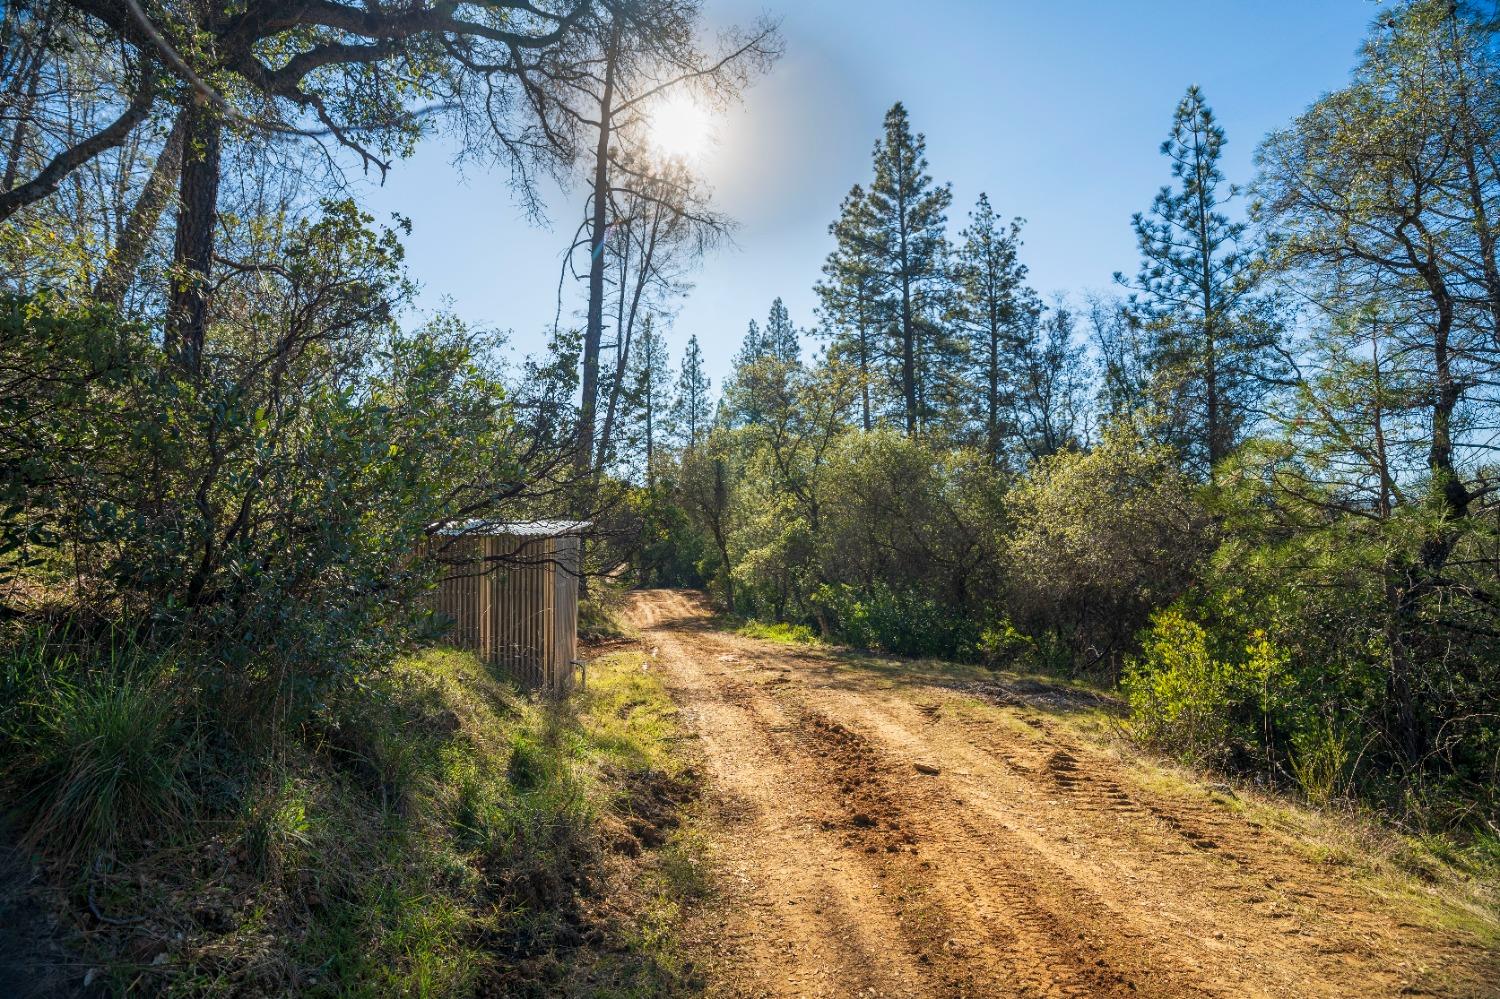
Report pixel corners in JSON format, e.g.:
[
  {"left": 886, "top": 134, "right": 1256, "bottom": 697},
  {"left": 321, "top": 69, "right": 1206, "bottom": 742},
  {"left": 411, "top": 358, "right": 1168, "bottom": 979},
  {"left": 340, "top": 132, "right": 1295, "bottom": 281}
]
[{"left": 647, "top": 92, "right": 714, "bottom": 161}]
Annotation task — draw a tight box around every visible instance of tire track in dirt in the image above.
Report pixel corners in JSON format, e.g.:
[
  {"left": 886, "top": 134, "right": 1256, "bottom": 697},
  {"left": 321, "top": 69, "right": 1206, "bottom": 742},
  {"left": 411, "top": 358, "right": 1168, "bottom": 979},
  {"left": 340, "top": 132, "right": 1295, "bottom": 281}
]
[
  {"left": 862, "top": 693, "right": 1493, "bottom": 997},
  {"left": 794, "top": 708, "right": 1202, "bottom": 998},
  {"left": 835, "top": 694, "right": 1414, "bottom": 997},
  {"left": 641, "top": 595, "right": 940, "bottom": 997},
  {"left": 626, "top": 590, "right": 1499, "bottom": 999}
]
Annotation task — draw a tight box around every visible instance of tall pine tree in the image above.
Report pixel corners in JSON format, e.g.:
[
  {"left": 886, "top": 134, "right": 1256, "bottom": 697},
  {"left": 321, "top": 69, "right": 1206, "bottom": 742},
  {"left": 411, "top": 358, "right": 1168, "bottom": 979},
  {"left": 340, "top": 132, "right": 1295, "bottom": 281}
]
[
  {"left": 725, "top": 299, "right": 804, "bottom": 428},
  {"left": 866, "top": 102, "right": 953, "bottom": 436},
  {"left": 816, "top": 184, "right": 888, "bottom": 430},
  {"left": 1117, "top": 86, "right": 1279, "bottom": 478},
  {"left": 953, "top": 193, "right": 1038, "bottom": 464},
  {"left": 761, "top": 297, "right": 803, "bottom": 363},
  {"left": 671, "top": 334, "right": 714, "bottom": 451},
  {"left": 624, "top": 316, "right": 673, "bottom": 486}
]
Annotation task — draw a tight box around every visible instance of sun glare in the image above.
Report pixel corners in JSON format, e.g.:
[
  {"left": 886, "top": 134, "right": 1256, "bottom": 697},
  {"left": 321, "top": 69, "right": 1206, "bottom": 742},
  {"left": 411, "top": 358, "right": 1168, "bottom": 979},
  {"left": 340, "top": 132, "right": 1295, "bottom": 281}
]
[{"left": 648, "top": 93, "right": 714, "bottom": 161}]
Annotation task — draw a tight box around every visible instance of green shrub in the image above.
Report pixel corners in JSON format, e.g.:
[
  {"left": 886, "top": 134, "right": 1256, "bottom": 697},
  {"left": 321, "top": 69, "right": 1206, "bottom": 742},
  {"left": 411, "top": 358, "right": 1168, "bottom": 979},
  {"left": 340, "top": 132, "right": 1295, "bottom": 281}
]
[
  {"left": 1006, "top": 426, "right": 1211, "bottom": 679},
  {"left": 1125, "top": 611, "right": 1235, "bottom": 760},
  {"left": 976, "top": 618, "right": 1035, "bottom": 668},
  {"left": 810, "top": 581, "right": 982, "bottom": 660},
  {"left": 1124, "top": 607, "right": 1290, "bottom": 768},
  {"left": 0, "top": 633, "right": 198, "bottom": 865},
  {"left": 628, "top": 480, "right": 714, "bottom": 588},
  {"left": 0, "top": 216, "right": 551, "bottom": 727},
  {"left": 1291, "top": 714, "right": 1355, "bottom": 807}
]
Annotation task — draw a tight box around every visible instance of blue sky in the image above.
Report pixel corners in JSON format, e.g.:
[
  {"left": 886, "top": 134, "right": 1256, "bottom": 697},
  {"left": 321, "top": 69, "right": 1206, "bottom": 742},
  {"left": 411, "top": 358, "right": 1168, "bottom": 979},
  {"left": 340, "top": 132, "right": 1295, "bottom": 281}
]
[{"left": 354, "top": 0, "right": 1381, "bottom": 389}]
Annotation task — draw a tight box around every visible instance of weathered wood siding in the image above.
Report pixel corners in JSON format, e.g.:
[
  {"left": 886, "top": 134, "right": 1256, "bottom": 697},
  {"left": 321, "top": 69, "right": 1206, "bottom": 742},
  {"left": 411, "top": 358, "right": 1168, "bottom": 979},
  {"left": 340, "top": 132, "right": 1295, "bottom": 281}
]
[
  {"left": 426, "top": 532, "right": 579, "bottom": 691},
  {"left": 552, "top": 535, "right": 580, "bottom": 686}
]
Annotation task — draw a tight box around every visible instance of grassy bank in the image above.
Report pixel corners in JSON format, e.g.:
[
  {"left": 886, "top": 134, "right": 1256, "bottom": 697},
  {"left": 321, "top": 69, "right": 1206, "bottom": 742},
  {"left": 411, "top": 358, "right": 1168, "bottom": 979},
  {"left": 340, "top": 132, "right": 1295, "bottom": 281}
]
[{"left": 0, "top": 641, "right": 705, "bottom": 997}]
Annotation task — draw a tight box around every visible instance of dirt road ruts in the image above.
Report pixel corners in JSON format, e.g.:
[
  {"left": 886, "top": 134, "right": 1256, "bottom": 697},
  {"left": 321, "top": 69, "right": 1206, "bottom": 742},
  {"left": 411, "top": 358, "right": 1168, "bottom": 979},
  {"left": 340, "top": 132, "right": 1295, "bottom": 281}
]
[{"left": 626, "top": 589, "right": 1498, "bottom": 999}]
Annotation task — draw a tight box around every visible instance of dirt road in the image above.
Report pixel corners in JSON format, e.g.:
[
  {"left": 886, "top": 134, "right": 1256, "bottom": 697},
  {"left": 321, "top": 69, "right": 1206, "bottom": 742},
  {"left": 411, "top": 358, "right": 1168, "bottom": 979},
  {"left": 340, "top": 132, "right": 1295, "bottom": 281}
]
[{"left": 623, "top": 590, "right": 1498, "bottom": 999}]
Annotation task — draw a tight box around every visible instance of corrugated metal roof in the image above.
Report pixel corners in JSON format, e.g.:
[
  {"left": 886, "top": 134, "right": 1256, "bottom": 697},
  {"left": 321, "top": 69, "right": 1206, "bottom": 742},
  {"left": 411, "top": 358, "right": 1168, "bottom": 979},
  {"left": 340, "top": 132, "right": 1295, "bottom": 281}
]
[{"left": 433, "top": 518, "right": 591, "bottom": 538}]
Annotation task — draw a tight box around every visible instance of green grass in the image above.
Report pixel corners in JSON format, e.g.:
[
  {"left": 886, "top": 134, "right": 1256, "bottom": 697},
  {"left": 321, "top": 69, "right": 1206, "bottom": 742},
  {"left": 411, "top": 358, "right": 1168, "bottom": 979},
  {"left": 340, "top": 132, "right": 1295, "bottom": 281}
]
[
  {"left": 1, "top": 633, "right": 199, "bottom": 868},
  {"left": 558, "top": 651, "right": 709, "bottom": 996},
  {"left": 1, "top": 638, "right": 706, "bottom": 997},
  {"left": 576, "top": 652, "right": 683, "bottom": 774},
  {"left": 735, "top": 619, "right": 820, "bottom": 646}
]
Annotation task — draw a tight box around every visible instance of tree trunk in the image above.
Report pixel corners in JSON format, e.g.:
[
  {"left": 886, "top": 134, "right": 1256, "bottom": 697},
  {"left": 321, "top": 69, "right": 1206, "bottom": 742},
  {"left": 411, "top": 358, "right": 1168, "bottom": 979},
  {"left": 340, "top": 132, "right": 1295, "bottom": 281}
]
[
  {"left": 96, "top": 106, "right": 188, "bottom": 307},
  {"left": 1195, "top": 143, "right": 1223, "bottom": 479},
  {"left": 644, "top": 363, "right": 655, "bottom": 489},
  {"left": 857, "top": 285, "right": 873, "bottom": 431},
  {"left": 900, "top": 278, "right": 917, "bottom": 436},
  {"left": 1420, "top": 266, "right": 1468, "bottom": 535},
  {"left": 987, "top": 303, "right": 1001, "bottom": 465},
  {"left": 577, "top": 17, "right": 620, "bottom": 473},
  {"left": 897, "top": 166, "right": 918, "bottom": 436},
  {"left": 1203, "top": 319, "right": 1221, "bottom": 472},
  {"left": 596, "top": 228, "right": 632, "bottom": 474},
  {"left": 598, "top": 205, "right": 661, "bottom": 471},
  {"left": 165, "top": 99, "right": 220, "bottom": 375},
  {"left": 858, "top": 320, "right": 872, "bottom": 431}
]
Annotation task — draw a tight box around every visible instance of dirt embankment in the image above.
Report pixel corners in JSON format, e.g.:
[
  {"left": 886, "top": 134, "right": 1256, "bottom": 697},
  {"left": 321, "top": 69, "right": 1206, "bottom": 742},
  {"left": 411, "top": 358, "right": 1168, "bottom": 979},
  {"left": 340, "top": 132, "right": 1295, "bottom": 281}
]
[{"left": 625, "top": 589, "right": 1499, "bottom": 999}]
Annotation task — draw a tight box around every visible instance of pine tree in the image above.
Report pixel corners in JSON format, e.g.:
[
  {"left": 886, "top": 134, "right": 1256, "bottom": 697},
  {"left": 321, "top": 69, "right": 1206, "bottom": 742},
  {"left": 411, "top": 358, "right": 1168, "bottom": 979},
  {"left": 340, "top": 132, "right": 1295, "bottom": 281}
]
[
  {"left": 724, "top": 318, "right": 765, "bottom": 427},
  {"left": 725, "top": 300, "right": 804, "bottom": 428},
  {"left": 624, "top": 315, "right": 673, "bottom": 486},
  {"left": 952, "top": 193, "right": 1038, "bottom": 464},
  {"left": 761, "top": 297, "right": 802, "bottom": 364},
  {"left": 865, "top": 102, "right": 953, "bottom": 436},
  {"left": 816, "top": 184, "right": 888, "bottom": 430},
  {"left": 734, "top": 319, "right": 763, "bottom": 368},
  {"left": 1117, "top": 86, "right": 1279, "bottom": 478},
  {"left": 671, "top": 334, "right": 714, "bottom": 450}
]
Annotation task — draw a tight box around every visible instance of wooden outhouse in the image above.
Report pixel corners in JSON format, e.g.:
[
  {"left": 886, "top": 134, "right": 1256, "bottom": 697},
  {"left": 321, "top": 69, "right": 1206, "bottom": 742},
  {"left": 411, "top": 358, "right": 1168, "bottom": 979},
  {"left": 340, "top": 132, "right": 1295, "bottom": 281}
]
[{"left": 426, "top": 520, "right": 587, "bottom": 691}]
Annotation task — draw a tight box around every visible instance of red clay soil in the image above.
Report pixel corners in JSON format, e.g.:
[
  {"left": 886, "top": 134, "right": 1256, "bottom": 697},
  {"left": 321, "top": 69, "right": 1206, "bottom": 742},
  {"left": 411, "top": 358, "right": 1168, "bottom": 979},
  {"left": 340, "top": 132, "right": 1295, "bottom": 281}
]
[{"left": 624, "top": 589, "right": 1499, "bottom": 999}]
